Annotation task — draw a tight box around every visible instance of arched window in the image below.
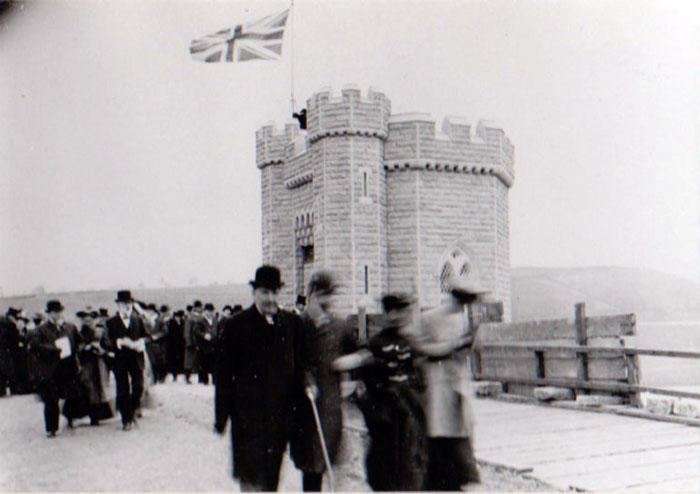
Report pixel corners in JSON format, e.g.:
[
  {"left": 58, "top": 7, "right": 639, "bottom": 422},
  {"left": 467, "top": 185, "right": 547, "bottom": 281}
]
[{"left": 439, "top": 246, "right": 475, "bottom": 293}]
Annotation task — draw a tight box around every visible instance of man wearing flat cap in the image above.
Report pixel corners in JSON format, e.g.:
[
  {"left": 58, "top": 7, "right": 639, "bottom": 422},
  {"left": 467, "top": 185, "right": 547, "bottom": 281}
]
[
  {"left": 28, "top": 300, "right": 81, "bottom": 437},
  {"left": 215, "top": 265, "right": 308, "bottom": 491},
  {"left": 100, "top": 290, "right": 149, "bottom": 430}
]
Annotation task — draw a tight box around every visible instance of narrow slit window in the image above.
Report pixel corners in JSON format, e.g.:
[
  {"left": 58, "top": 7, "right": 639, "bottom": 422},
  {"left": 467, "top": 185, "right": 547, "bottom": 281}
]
[
  {"left": 363, "top": 172, "right": 368, "bottom": 196},
  {"left": 364, "top": 265, "right": 369, "bottom": 294}
]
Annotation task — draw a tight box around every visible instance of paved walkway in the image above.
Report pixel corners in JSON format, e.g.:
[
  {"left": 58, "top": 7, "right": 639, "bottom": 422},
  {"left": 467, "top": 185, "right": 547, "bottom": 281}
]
[{"left": 471, "top": 397, "right": 700, "bottom": 492}]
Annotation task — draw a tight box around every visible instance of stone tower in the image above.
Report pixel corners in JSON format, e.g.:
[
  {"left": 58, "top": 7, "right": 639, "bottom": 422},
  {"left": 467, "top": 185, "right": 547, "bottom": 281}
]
[{"left": 256, "top": 85, "right": 514, "bottom": 319}]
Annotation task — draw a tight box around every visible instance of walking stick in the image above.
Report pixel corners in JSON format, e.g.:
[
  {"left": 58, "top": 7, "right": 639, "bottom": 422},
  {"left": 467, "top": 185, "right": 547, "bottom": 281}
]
[{"left": 306, "top": 388, "right": 335, "bottom": 492}]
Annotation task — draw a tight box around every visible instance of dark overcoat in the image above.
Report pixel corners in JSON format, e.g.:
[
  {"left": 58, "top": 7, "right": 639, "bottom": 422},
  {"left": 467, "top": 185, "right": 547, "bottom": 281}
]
[
  {"left": 290, "top": 315, "right": 357, "bottom": 473},
  {"left": 183, "top": 314, "right": 200, "bottom": 372},
  {"left": 165, "top": 318, "right": 185, "bottom": 372},
  {"left": 27, "top": 320, "right": 81, "bottom": 402},
  {"left": 215, "top": 305, "right": 306, "bottom": 485},
  {"left": 147, "top": 315, "right": 169, "bottom": 369},
  {"left": 101, "top": 314, "right": 147, "bottom": 374},
  {"left": 0, "top": 317, "right": 19, "bottom": 387}
]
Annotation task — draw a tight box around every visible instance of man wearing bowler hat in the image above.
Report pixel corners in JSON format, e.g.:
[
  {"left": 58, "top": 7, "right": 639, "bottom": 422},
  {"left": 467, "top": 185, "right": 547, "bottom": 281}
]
[
  {"left": 214, "top": 265, "right": 308, "bottom": 492},
  {"left": 28, "top": 300, "right": 81, "bottom": 437},
  {"left": 101, "top": 290, "right": 148, "bottom": 430}
]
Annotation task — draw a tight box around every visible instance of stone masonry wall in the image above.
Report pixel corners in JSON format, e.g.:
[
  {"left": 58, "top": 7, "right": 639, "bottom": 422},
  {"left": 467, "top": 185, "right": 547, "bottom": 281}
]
[{"left": 257, "top": 87, "right": 513, "bottom": 319}]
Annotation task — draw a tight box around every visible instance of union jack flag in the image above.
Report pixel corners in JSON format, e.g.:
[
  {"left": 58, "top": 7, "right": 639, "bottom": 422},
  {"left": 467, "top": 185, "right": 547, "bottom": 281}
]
[{"left": 189, "top": 9, "right": 289, "bottom": 63}]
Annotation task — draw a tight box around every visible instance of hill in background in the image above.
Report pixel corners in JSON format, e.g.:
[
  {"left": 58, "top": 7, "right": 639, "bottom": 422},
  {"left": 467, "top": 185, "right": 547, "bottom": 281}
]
[
  {"left": 0, "top": 284, "right": 253, "bottom": 319},
  {"left": 511, "top": 266, "right": 699, "bottom": 322},
  {"left": 1, "top": 267, "right": 697, "bottom": 323}
]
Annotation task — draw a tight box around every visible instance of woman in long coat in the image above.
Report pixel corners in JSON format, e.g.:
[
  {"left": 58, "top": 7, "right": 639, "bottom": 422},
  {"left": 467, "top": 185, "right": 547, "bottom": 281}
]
[
  {"left": 412, "top": 275, "right": 485, "bottom": 490},
  {"left": 290, "top": 272, "right": 357, "bottom": 491},
  {"left": 76, "top": 312, "right": 113, "bottom": 425}
]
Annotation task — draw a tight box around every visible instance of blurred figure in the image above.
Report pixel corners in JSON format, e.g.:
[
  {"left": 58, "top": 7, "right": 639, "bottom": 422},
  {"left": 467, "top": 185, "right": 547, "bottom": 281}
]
[
  {"left": 63, "top": 311, "right": 114, "bottom": 426},
  {"left": 218, "top": 306, "right": 233, "bottom": 340},
  {"left": 413, "top": 275, "right": 486, "bottom": 490},
  {"left": 291, "top": 271, "right": 356, "bottom": 491},
  {"left": 183, "top": 300, "right": 203, "bottom": 384},
  {"left": 0, "top": 308, "right": 21, "bottom": 396},
  {"left": 147, "top": 305, "right": 170, "bottom": 383},
  {"left": 194, "top": 303, "right": 217, "bottom": 385},
  {"left": 13, "top": 313, "right": 33, "bottom": 394},
  {"left": 333, "top": 293, "right": 428, "bottom": 491},
  {"left": 167, "top": 310, "right": 186, "bottom": 382},
  {"left": 101, "top": 290, "right": 148, "bottom": 431},
  {"left": 28, "top": 300, "right": 82, "bottom": 437}
]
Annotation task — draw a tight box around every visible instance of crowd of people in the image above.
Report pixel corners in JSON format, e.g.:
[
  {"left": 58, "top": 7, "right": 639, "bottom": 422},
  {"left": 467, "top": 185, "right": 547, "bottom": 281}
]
[
  {"left": 0, "top": 295, "right": 244, "bottom": 432},
  {"left": 0, "top": 264, "right": 486, "bottom": 492}
]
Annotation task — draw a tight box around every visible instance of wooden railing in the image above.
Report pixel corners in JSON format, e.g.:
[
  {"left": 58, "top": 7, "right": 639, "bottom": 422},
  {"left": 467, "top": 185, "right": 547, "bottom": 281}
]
[
  {"left": 475, "top": 342, "right": 700, "bottom": 401},
  {"left": 471, "top": 302, "right": 700, "bottom": 406}
]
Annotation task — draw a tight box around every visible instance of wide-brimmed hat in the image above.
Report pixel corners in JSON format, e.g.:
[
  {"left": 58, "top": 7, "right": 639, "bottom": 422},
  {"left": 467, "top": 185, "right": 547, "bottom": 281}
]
[
  {"left": 307, "top": 271, "right": 337, "bottom": 296},
  {"left": 160, "top": 305, "right": 170, "bottom": 313},
  {"left": 46, "top": 300, "right": 65, "bottom": 313},
  {"left": 204, "top": 303, "right": 215, "bottom": 311},
  {"left": 192, "top": 300, "right": 203, "bottom": 309},
  {"left": 249, "top": 265, "right": 284, "bottom": 290},
  {"left": 115, "top": 290, "right": 133, "bottom": 303},
  {"left": 445, "top": 274, "right": 489, "bottom": 295},
  {"left": 76, "top": 310, "right": 89, "bottom": 318}
]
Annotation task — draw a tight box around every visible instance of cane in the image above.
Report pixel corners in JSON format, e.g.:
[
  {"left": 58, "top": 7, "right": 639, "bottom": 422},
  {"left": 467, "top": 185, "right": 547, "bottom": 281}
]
[{"left": 305, "top": 388, "right": 335, "bottom": 492}]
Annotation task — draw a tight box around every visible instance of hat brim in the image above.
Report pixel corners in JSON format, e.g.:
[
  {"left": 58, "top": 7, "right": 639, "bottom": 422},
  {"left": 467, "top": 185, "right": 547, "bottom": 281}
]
[{"left": 249, "top": 280, "right": 285, "bottom": 289}]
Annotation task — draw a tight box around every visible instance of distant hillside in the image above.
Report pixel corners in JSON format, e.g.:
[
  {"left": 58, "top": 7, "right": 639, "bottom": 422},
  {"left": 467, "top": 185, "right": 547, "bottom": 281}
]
[
  {"left": 511, "top": 267, "right": 699, "bottom": 322},
  {"left": 2, "top": 267, "right": 697, "bottom": 323},
  {"left": 0, "top": 284, "right": 253, "bottom": 319}
]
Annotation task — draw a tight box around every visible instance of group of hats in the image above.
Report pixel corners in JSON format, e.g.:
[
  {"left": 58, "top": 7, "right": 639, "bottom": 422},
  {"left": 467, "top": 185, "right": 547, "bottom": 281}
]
[{"left": 191, "top": 300, "right": 215, "bottom": 311}]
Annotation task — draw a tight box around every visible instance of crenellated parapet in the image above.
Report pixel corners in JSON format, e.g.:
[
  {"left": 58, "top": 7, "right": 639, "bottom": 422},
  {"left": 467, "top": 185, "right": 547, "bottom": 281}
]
[
  {"left": 384, "top": 114, "right": 515, "bottom": 187},
  {"left": 306, "top": 85, "right": 391, "bottom": 143},
  {"left": 255, "top": 122, "right": 300, "bottom": 169}
]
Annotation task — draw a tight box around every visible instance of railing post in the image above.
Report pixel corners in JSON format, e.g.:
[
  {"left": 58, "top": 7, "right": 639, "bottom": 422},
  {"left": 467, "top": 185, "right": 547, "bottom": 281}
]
[
  {"left": 358, "top": 306, "right": 367, "bottom": 342},
  {"left": 574, "top": 303, "right": 589, "bottom": 392},
  {"left": 626, "top": 352, "right": 643, "bottom": 407}
]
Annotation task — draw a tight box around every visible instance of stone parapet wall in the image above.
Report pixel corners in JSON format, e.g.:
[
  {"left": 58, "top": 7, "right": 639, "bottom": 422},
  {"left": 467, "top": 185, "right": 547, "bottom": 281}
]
[{"left": 306, "top": 86, "right": 390, "bottom": 144}]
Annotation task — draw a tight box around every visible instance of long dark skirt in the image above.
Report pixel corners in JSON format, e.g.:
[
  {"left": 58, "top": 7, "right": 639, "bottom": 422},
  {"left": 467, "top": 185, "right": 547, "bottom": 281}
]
[
  {"left": 426, "top": 437, "right": 481, "bottom": 490},
  {"left": 357, "top": 385, "right": 428, "bottom": 491},
  {"left": 62, "top": 359, "right": 113, "bottom": 422}
]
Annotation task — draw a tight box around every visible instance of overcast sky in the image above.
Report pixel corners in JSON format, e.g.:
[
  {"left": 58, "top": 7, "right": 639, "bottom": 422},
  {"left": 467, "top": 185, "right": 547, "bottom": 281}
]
[{"left": 1, "top": 0, "right": 698, "bottom": 296}]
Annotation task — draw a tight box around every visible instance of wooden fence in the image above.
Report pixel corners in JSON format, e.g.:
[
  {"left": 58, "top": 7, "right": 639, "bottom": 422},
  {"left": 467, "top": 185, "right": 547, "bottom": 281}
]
[{"left": 473, "top": 303, "right": 700, "bottom": 405}]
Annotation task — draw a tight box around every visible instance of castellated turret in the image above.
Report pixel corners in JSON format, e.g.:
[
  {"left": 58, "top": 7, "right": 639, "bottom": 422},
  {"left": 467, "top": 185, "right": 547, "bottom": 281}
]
[{"left": 256, "top": 85, "right": 514, "bottom": 319}]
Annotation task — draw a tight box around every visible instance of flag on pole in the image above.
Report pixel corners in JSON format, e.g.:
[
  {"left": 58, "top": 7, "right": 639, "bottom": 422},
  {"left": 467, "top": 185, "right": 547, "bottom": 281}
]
[{"left": 190, "top": 9, "right": 289, "bottom": 63}]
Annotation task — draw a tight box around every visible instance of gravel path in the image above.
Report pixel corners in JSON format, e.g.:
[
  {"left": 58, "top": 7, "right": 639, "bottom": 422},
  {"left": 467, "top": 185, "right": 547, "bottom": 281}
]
[{"left": 0, "top": 381, "right": 559, "bottom": 492}]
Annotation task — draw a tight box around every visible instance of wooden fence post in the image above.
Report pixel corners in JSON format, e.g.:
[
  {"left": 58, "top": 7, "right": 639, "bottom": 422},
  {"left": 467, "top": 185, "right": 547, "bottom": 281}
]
[{"left": 574, "top": 303, "right": 589, "bottom": 393}]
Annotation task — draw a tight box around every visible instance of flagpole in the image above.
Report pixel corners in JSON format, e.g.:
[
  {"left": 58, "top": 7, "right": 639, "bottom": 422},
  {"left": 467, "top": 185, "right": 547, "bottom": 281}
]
[{"left": 289, "top": 0, "right": 295, "bottom": 114}]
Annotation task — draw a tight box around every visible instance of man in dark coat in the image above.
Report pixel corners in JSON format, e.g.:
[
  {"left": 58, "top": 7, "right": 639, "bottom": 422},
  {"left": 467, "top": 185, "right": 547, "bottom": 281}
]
[
  {"left": 183, "top": 301, "right": 202, "bottom": 383},
  {"left": 100, "top": 290, "right": 148, "bottom": 430},
  {"left": 0, "top": 308, "right": 21, "bottom": 397},
  {"left": 290, "top": 271, "right": 357, "bottom": 491},
  {"left": 214, "top": 265, "right": 308, "bottom": 492},
  {"left": 194, "top": 303, "right": 217, "bottom": 385},
  {"left": 27, "top": 300, "right": 82, "bottom": 437},
  {"left": 147, "top": 305, "right": 170, "bottom": 383},
  {"left": 166, "top": 310, "right": 185, "bottom": 381}
]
